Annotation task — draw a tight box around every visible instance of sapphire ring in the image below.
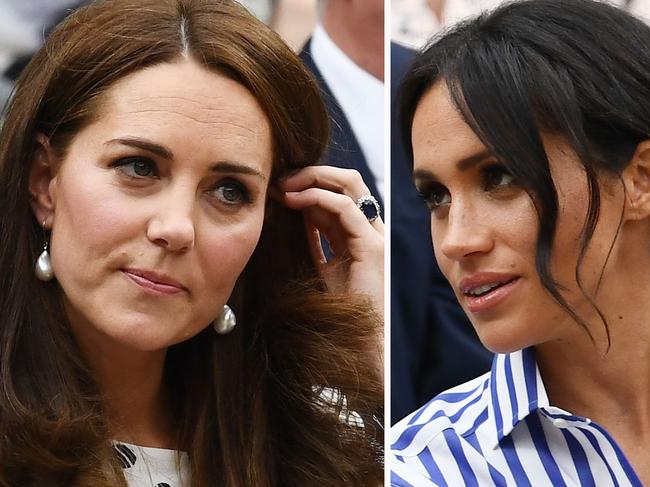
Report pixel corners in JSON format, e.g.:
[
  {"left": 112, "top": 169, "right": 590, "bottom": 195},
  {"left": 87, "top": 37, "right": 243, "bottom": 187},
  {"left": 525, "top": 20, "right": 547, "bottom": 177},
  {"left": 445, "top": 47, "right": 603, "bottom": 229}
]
[{"left": 356, "top": 195, "right": 381, "bottom": 222}]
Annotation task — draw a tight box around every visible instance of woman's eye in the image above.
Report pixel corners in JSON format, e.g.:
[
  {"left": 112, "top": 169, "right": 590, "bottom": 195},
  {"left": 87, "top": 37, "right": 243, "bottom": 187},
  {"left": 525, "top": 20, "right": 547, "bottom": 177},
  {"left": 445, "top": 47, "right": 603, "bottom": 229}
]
[
  {"left": 113, "top": 157, "right": 158, "bottom": 178},
  {"left": 212, "top": 179, "right": 252, "bottom": 206},
  {"left": 417, "top": 183, "right": 451, "bottom": 211},
  {"left": 484, "top": 164, "right": 515, "bottom": 190}
]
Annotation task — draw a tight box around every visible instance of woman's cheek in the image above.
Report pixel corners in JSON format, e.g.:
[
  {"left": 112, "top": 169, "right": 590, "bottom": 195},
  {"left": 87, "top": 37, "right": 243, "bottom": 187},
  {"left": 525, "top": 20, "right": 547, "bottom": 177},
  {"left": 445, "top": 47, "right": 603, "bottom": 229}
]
[
  {"left": 51, "top": 170, "right": 133, "bottom": 253},
  {"left": 200, "top": 212, "right": 265, "bottom": 282}
]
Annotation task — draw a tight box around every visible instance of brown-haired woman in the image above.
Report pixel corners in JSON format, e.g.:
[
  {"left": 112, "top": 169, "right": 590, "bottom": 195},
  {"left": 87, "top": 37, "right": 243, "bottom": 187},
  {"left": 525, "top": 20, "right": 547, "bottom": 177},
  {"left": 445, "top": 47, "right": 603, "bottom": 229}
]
[{"left": 0, "top": 0, "right": 384, "bottom": 485}]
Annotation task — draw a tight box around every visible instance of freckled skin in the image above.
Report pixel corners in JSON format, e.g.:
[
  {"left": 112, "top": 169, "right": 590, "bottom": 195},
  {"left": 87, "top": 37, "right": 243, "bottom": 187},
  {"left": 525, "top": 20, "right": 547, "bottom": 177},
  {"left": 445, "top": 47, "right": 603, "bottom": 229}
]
[
  {"left": 46, "top": 60, "right": 273, "bottom": 353},
  {"left": 411, "top": 82, "right": 625, "bottom": 353}
]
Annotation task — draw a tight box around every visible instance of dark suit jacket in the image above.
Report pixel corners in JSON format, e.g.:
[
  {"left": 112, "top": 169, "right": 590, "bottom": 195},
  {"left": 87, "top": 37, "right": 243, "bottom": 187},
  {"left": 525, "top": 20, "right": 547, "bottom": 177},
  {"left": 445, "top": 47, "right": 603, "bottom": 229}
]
[
  {"left": 390, "top": 42, "right": 492, "bottom": 424},
  {"left": 299, "top": 39, "right": 383, "bottom": 209}
]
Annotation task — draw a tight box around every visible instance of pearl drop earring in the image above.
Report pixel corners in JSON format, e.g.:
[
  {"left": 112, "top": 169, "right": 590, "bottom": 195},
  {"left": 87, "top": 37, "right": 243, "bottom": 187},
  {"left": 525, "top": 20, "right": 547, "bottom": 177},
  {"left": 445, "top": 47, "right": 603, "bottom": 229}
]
[
  {"left": 213, "top": 304, "right": 236, "bottom": 334},
  {"left": 35, "top": 219, "right": 54, "bottom": 281}
]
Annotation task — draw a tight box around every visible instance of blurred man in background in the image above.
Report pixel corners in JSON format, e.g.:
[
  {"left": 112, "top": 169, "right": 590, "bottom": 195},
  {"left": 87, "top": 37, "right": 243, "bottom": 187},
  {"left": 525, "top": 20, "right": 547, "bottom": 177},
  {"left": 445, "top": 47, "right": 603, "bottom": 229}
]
[{"left": 300, "top": 0, "right": 384, "bottom": 202}]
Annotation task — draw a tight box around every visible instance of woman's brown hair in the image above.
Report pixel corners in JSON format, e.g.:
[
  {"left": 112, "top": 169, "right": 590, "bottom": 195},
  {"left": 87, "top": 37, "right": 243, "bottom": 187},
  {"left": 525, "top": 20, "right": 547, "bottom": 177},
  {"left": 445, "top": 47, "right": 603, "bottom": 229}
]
[{"left": 0, "top": 0, "right": 383, "bottom": 485}]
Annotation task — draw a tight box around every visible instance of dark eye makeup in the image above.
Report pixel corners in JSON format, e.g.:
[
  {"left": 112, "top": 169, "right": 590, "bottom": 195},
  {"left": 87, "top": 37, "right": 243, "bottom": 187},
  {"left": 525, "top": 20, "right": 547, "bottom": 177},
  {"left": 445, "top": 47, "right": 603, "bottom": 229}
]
[
  {"left": 210, "top": 178, "right": 252, "bottom": 206},
  {"left": 110, "top": 156, "right": 254, "bottom": 207},
  {"left": 416, "top": 162, "right": 518, "bottom": 213},
  {"left": 482, "top": 163, "right": 516, "bottom": 191},
  {"left": 417, "top": 181, "right": 451, "bottom": 211},
  {"left": 112, "top": 156, "right": 158, "bottom": 179}
]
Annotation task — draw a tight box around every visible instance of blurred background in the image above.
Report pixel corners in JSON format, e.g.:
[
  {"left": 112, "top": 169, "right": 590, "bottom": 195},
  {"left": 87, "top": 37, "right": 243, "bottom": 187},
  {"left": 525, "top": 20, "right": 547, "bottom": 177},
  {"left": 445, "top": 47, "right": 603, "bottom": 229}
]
[{"left": 392, "top": 0, "right": 650, "bottom": 47}]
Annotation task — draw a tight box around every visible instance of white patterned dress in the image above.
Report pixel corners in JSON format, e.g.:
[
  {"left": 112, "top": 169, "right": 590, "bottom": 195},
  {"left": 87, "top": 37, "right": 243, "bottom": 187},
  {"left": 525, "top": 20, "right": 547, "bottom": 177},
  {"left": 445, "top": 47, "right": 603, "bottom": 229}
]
[{"left": 114, "top": 442, "right": 190, "bottom": 487}]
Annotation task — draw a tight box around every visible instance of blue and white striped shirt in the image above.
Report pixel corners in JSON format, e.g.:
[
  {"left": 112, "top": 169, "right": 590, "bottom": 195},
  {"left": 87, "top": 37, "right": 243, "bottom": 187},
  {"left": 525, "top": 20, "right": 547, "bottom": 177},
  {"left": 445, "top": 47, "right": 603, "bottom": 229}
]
[{"left": 390, "top": 348, "right": 643, "bottom": 486}]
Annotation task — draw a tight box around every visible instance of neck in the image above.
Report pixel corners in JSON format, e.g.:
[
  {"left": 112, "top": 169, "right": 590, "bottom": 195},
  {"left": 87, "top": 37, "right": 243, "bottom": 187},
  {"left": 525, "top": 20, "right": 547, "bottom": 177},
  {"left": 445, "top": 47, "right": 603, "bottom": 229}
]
[
  {"left": 99, "top": 349, "right": 175, "bottom": 449},
  {"left": 66, "top": 307, "right": 175, "bottom": 448},
  {"left": 535, "top": 230, "right": 650, "bottom": 439},
  {"left": 322, "top": 4, "right": 384, "bottom": 81},
  {"left": 537, "top": 332, "right": 650, "bottom": 432}
]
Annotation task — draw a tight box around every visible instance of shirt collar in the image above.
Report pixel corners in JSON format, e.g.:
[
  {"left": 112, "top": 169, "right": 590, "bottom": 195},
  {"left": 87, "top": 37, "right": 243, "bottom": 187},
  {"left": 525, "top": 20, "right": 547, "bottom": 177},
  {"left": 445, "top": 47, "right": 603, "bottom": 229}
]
[
  {"left": 486, "top": 348, "right": 550, "bottom": 448},
  {"left": 310, "top": 24, "right": 382, "bottom": 89}
]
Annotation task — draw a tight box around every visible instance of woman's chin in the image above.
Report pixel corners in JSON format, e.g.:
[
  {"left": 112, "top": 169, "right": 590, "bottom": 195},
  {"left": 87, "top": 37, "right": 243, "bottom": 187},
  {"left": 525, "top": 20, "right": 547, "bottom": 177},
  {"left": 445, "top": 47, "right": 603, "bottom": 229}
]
[
  {"left": 102, "top": 328, "right": 175, "bottom": 353},
  {"left": 472, "top": 319, "right": 537, "bottom": 355},
  {"left": 78, "top": 314, "right": 205, "bottom": 354}
]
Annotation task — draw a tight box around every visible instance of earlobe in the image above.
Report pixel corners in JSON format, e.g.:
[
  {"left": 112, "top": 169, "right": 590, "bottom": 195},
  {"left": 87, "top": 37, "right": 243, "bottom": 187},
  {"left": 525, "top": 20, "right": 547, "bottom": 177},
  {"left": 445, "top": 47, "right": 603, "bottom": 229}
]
[{"left": 28, "top": 134, "right": 58, "bottom": 228}]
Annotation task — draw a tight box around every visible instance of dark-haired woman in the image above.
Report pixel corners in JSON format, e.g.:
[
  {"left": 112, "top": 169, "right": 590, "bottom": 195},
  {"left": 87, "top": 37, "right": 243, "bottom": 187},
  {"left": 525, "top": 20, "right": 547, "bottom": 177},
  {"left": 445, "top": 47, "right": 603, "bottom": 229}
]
[
  {"left": 391, "top": 0, "right": 650, "bottom": 485},
  {"left": 0, "top": 0, "right": 383, "bottom": 485}
]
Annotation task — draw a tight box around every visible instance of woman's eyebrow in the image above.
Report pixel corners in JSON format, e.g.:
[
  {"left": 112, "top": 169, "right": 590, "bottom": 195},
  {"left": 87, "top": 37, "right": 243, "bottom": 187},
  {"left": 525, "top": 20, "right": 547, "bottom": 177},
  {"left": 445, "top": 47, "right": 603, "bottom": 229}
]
[
  {"left": 105, "top": 137, "right": 173, "bottom": 160},
  {"left": 210, "top": 161, "right": 267, "bottom": 181},
  {"left": 413, "top": 149, "right": 494, "bottom": 182},
  {"left": 457, "top": 149, "right": 493, "bottom": 171},
  {"left": 105, "top": 137, "right": 267, "bottom": 181},
  {"left": 413, "top": 169, "right": 437, "bottom": 184}
]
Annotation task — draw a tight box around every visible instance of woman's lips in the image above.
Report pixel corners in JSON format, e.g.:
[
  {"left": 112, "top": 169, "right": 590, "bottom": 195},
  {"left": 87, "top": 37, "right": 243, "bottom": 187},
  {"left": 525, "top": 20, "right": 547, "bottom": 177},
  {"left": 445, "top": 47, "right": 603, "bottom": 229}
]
[
  {"left": 463, "top": 277, "right": 520, "bottom": 313},
  {"left": 122, "top": 270, "right": 185, "bottom": 295}
]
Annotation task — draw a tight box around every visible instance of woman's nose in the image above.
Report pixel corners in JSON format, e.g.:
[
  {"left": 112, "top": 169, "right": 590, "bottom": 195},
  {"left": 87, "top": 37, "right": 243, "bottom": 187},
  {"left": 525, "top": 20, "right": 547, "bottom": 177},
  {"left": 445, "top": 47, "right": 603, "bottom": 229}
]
[
  {"left": 437, "top": 202, "right": 493, "bottom": 261},
  {"left": 146, "top": 192, "right": 196, "bottom": 252}
]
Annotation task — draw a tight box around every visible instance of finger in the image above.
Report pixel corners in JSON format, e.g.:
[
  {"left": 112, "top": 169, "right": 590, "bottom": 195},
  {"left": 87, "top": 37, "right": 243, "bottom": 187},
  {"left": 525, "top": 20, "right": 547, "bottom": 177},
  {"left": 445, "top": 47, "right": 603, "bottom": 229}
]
[
  {"left": 285, "top": 189, "right": 383, "bottom": 308},
  {"left": 302, "top": 222, "right": 350, "bottom": 294},
  {"left": 300, "top": 207, "right": 382, "bottom": 300},
  {"left": 283, "top": 188, "right": 384, "bottom": 240},
  {"left": 282, "top": 188, "right": 384, "bottom": 235},
  {"left": 301, "top": 206, "right": 350, "bottom": 257},
  {"left": 279, "top": 166, "right": 371, "bottom": 200}
]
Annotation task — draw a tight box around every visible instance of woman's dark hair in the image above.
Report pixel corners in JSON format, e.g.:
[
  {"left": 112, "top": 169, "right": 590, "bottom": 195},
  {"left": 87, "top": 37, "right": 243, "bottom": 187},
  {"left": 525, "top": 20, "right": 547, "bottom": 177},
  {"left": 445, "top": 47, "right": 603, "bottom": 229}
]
[
  {"left": 400, "top": 0, "right": 650, "bottom": 343},
  {"left": 0, "top": 0, "right": 382, "bottom": 485}
]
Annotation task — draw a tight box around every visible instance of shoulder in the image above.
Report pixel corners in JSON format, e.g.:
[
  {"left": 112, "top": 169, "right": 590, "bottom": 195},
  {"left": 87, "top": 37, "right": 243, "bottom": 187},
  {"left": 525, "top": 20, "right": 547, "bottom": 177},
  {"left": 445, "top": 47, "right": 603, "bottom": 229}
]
[
  {"left": 390, "top": 349, "right": 554, "bottom": 486},
  {"left": 389, "top": 373, "right": 494, "bottom": 486}
]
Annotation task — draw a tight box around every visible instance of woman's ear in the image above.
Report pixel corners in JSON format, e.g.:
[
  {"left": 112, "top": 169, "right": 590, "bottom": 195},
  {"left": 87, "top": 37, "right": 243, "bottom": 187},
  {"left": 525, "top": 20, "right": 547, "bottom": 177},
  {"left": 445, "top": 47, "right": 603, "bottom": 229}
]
[{"left": 28, "top": 134, "right": 58, "bottom": 229}]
